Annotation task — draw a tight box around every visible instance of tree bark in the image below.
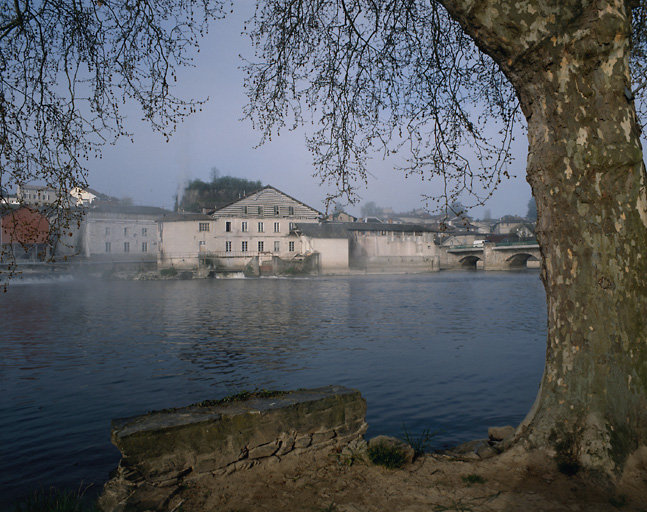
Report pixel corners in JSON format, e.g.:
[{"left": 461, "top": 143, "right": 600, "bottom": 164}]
[{"left": 443, "top": 0, "right": 647, "bottom": 472}]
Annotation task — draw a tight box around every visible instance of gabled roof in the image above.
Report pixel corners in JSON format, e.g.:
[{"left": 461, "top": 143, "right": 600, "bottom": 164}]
[
  {"left": 347, "top": 222, "right": 441, "bottom": 233},
  {"left": 212, "top": 185, "right": 322, "bottom": 217}
]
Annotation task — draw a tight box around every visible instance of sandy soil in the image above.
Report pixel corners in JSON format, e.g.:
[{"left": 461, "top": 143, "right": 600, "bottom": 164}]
[{"left": 171, "top": 445, "right": 647, "bottom": 512}]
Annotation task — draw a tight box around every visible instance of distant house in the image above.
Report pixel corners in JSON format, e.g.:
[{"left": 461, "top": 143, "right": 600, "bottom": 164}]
[
  {"left": 16, "top": 184, "right": 60, "bottom": 206},
  {"left": 16, "top": 183, "right": 115, "bottom": 209},
  {"left": 69, "top": 187, "right": 100, "bottom": 206},
  {"left": 0, "top": 206, "right": 50, "bottom": 260},
  {"left": 492, "top": 217, "right": 534, "bottom": 237},
  {"left": 326, "top": 211, "right": 357, "bottom": 223}
]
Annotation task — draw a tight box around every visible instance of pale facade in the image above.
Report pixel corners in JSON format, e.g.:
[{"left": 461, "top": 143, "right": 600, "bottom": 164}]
[
  {"left": 157, "top": 213, "right": 216, "bottom": 269},
  {"left": 80, "top": 206, "right": 167, "bottom": 263},
  {"left": 349, "top": 224, "right": 440, "bottom": 271},
  {"left": 297, "top": 223, "right": 350, "bottom": 273},
  {"left": 207, "top": 186, "right": 321, "bottom": 270},
  {"left": 158, "top": 186, "right": 323, "bottom": 271},
  {"left": 17, "top": 184, "right": 60, "bottom": 206},
  {"left": 70, "top": 187, "right": 98, "bottom": 206}
]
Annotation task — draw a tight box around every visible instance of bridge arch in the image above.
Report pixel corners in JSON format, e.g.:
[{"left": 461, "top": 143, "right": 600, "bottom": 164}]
[
  {"left": 459, "top": 255, "right": 481, "bottom": 269},
  {"left": 506, "top": 252, "right": 539, "bottom": 268}
]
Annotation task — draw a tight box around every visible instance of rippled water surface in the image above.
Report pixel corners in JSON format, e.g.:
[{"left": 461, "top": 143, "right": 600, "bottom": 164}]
[{"left": 0, "top": 272, "right": 546, "bottom": 507}]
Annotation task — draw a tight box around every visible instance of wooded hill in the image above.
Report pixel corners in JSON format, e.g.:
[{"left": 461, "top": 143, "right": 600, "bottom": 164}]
[{"left": 178, "top": 176, "right": 263, "bottom": 212}]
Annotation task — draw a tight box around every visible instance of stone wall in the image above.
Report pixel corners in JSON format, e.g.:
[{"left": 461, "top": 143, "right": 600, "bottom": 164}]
[{"left": 99, "top": 386, "right": 367, "bottom": 511}]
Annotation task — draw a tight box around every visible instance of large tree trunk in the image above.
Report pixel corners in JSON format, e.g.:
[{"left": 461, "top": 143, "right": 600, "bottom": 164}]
[{"left": 444, "top": 0, "right": 647, "bottom": 472}]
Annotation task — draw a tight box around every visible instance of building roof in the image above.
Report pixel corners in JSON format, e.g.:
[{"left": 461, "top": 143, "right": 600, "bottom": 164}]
[
  {"left": 212, "top": 185, "right": 323, "bottom": 217},
  {"left": 296, "top": 222, "right": 351, "bottom": 238},
  {"left": 158, "top": 212, "right": 213, "bottom": 222},
  {"left": 89, "top": 204, "right": 171, "bottom": 216},
  {"left": 346, "top": 222, "right": 441, "bottom": 233}
]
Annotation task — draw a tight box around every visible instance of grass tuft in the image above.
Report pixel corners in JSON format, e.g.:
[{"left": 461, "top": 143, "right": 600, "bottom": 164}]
[
  {"left": 12, "top": 487, "right": 97, "bottom": 512},
  {"left": 461, "top": 474, "right": 486, "bottom": 485},
  {"left": 367, "top": 442, "right": 408, "bottom": 469},
  {"left": 401, "top": 424, "right": 438, "bottom": 458}
]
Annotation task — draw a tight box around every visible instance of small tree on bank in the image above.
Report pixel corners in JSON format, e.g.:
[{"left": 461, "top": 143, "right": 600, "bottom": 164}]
[{"left": 244, "top": 0, "right": 647, "bottom": 474}]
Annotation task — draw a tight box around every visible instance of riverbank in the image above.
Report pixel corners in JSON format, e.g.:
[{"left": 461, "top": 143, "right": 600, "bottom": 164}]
[
  {"left": 96, "top": 386, "right": 646, "bottom": 512},
  {"left": 159, "top": 443, "right": 646, "bottom": 511}
]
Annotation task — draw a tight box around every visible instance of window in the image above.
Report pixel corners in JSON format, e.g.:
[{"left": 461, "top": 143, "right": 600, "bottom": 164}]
[
  {"left": 124, "top": 242, "right": 130, "bottom": 253},
  {"left": 274, "top": 205, "right": 280, "bottom": 215},
  {"left": 289, "top": 241, "right": 295, "bottom": 252},
  {"left": 258, "top": 222, "right": 264, "bottom": 233},
  {"left": 225, "top": 241, "right": 232, "bottom": 252},
  {"left": 241, "top": 241, "right": 248, "bottom": 252},
  {"left": 241, "top": 221, "right": 248, "bottom": 232},
  {"left": 225, "top": 221, "right": 231, "bottom": 232},
  {"left": 142, "top": 228, "right": 147, "bottom": 237},
  {"left": 273, "top": 222, "right": 280, "bottom": 233},
  {"left": 288, "top": 206, "right": 295, "bottom": 215},
  {"left": 289, "top": 222, "right": 296, "bottom": 231},
  {"left": 198, "top": 240, "right": 206, "bottom": 250},
  {"left": 142, "top": 242, "right": 148, "bottom": 252},
  {"left": 105, "top": 227, "right": 110, "bottom": 236},
  {"left": 245, "top": 205, "right": 261, "bottom": 214},
  {"left": 258, "top": 241, "right": 264, "bottom": 252},
  {"left": 105, "top": 242, "right": 111, "bottom": 253},
  {"left": 123, "top": 227, "right": 128, "bottom": 236},
  {"left": 199, "top": 222, "right": 210, "bottom": 232},
  {"left": 274, "top": 241, "right": 280, "bottom": 252}
]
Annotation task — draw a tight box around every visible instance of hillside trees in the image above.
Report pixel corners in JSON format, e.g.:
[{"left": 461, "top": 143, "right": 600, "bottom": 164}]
[
  {"left": 178, "top": 175, "right": 263, "bottom": 212},
  {"left": 244, "top": 0, "right": 647, "bottom": 474}
]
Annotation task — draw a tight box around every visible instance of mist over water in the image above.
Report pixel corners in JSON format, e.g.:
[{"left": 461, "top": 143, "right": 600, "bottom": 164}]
[{"left": 0, "top": 272, "right": 546, "bottom": 507}]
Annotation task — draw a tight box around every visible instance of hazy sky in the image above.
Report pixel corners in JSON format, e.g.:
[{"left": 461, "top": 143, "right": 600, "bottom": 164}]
[{"left": 88, "top": 1, "right": 533, "bottom": 219}]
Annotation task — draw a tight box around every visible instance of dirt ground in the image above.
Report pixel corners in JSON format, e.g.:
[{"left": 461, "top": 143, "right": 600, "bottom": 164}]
[{"left": 172, "top": 444, "right": 647, "bottom": 512}]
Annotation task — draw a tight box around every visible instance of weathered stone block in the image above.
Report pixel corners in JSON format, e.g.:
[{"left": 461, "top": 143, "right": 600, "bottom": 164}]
[
  {"left": 248, "top": 440, "right": 279, "bottom": 459},
  {"left": 294, "top": 434, "right": 312, "bottom": 448},
  {"left": 311, "top": 429, "right": 336, "bottom": 445},
  {"left": 99, "top": 386, "right": 367, "bottom": 512},
  {"left": 488, "top": 425, "right": 516, "bottom": 442},
  {"left": 276, "top": 433, "right": 296, "bottom": 456}
]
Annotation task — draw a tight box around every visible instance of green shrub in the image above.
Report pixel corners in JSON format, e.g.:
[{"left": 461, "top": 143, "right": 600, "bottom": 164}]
[
  {"left": 367, "top": 442, "right": 408, "bottom": 469},
  {"left": 160, "top": 267, "right": 178, "bottom": 277}
]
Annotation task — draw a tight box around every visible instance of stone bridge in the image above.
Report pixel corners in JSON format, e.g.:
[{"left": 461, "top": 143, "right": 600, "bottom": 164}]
[{"left": 442, "top": 242, "right": 541, "bottom": 270}]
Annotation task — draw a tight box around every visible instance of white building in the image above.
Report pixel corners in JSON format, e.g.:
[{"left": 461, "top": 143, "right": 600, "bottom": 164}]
[
  {"left": 295, "top": 223, "right": 350, "bottom": 273},
  {"left": 79, "top": 205, "right": 168, "bottom": 265},
  {"left": 348, "top": 223, "right": 440, "bottom": 271},
  {"left": 158, "top": 186, "right": 323, "bottom": 272},
  {"left": 16, "top": 184, "right": 60, "bottom": 206},
  {"left": 70, "top": 187, "right": 99, "bottom": 206}
]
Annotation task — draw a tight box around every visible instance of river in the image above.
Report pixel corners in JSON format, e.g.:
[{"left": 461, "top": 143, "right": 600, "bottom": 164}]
[{"left": 0, "top": 271, "right": 546, "bottom": 507}]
